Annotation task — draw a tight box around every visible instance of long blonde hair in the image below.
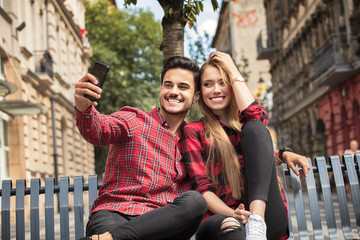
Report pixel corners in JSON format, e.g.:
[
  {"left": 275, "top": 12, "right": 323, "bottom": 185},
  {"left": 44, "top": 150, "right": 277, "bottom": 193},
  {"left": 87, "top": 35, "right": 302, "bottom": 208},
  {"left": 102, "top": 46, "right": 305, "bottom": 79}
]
[{"left": 198, "top": 60, "right": 243, "bottom": 200}]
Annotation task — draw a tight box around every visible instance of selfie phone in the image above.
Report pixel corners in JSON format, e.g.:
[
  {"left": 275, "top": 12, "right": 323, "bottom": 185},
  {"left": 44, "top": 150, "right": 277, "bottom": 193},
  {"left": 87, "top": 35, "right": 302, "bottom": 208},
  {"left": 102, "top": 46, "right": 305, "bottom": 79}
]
[{"left": 85, "top": 61, "right": 110, "bottom": 101}]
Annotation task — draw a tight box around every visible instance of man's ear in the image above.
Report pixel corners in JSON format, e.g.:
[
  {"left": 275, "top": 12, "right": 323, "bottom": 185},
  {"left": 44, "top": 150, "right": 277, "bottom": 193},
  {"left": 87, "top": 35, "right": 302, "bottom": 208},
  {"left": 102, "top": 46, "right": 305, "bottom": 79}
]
[{"left": 193, "top": 91, "right": 200, "bottom": 102}]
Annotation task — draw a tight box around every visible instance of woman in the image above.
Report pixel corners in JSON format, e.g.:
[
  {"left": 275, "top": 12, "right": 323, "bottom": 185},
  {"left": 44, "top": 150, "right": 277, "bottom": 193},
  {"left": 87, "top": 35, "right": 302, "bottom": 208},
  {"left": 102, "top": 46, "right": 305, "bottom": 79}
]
[{"left": 180, "top": 51, "right": 288, "bottom": 240}]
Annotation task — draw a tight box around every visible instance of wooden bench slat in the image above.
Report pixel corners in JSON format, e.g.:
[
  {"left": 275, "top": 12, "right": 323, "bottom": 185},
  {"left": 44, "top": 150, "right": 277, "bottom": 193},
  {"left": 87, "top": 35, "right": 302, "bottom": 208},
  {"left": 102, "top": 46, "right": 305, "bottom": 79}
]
[
  {"left": 289, "top": 167, "right": 309, "bottom": 239},
  {"left": 316, "top": 156, "right": 339, "bottom": 239},
  {"left": 330, "top": 155, "right": 353, "bottom": 239},
  {"left": 305, "top": 158, "right": 324, "bottom": 240},
  {"left": 279, "top": 165, "right": 294, "bottom": 239},
  {"left": 356, "top": 153, "right": 360, "bottom": 234},
  {"left": 283, "top": 188, "right": 294, "bottom": 239},
  {"left": 1, "top": 155, "right": 359, "bottom": 239},
  {"left": 30, "top": 178, "right": 40, "bottom": 240},
  {"left": 1, "top": 179, "right": 12, "bottom": 240},
  {"left": 16, "top": 179, "right": 26, "bottom": 240},
  {"left": 74, "top": 175, "right": 85, "bottom": 239},
  {"left": 88, "top": 174, "right": 98, "bottom": 215},
  {"left": 344, "top": 153, "right": 360, "bottom": 235},
  {"left": 60, "top": 176, "right": 70, "bottom": 240},
  {"left": 45, "top": 178, "right": 55, "bottom": 240}
]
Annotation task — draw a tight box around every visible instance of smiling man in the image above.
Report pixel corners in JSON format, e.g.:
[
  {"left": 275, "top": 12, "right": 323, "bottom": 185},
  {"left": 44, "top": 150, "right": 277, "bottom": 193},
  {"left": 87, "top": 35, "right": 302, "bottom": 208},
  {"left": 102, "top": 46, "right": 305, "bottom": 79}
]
[{"left": 75, "top": 56, "right": 205, "bottom": 240}]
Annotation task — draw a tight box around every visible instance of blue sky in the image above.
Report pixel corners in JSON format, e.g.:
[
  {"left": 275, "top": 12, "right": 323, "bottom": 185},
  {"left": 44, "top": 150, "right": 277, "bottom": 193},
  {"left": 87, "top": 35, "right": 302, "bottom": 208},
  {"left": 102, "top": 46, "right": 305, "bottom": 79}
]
[{"left": 114, "top": 0, "right": 221, "bottom": 57}]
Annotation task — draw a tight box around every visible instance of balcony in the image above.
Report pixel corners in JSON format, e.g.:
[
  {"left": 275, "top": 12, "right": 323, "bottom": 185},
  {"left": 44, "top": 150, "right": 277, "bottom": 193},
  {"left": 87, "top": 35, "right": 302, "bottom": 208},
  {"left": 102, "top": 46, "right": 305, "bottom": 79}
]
[
  {"left": 33, "top": 51, "right": 54, "bottom": 87},
  {"left": 312, "top": 33, "right": 360, "bottom": 88},
  {"left": 256, "top": 29, "right": 278, "bottom": 60}
]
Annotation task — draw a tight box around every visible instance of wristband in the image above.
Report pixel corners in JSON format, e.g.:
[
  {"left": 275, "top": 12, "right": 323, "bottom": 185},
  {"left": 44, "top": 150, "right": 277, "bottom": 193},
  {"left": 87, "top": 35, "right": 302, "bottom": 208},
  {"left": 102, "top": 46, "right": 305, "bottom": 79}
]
[
  {"left": 231, "top": 75, "right": 245, "bottom": 86},
  {"left": 279, "top": 147, "right": 293, "bottom": 163}
]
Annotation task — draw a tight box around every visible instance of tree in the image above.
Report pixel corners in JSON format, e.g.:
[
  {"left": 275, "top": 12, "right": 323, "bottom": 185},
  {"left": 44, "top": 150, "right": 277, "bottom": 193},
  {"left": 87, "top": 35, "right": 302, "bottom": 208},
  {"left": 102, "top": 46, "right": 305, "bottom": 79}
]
[
  {"left": 85, "top": 0, "right": 163, "bottom": 175},
  {"left": 124, "top": 0, "right": 219, "bottom": 62}
]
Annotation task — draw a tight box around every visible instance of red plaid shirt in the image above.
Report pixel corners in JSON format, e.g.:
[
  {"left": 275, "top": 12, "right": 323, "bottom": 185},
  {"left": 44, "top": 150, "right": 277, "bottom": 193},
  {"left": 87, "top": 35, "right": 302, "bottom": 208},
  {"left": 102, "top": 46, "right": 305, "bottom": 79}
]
[
  {"left": 76, "top": 106, "right": 191, "bottom": 216},
  {"left": 179, "top": 103, "right": 266, "bottom": 218},
  {"left": 180, "top": 102, "right": 288, "bottom": 221}
]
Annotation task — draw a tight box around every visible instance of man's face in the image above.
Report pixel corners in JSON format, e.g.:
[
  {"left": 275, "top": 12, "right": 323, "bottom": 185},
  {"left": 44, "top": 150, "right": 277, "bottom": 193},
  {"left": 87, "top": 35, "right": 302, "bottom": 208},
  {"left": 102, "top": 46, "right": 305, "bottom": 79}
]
[
  {"left": 350, "top": 140, "right": 359, "bottom": 151},
  {"left": 160, "top": 68, "right": 199, "bottom": 117}
]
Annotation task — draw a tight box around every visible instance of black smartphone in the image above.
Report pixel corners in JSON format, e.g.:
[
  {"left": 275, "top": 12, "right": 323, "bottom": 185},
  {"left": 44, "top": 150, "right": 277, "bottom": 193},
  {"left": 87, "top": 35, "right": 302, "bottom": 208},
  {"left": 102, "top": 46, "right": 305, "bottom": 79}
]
[{"left": 84, "top": 61, "right": 110, "bottom": 101}]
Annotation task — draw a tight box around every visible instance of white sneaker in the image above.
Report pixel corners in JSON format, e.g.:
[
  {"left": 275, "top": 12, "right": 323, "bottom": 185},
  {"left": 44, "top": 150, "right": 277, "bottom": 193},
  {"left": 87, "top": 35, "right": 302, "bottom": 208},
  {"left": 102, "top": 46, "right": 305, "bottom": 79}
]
[{"left": 245, "top": 214, "right": 267, "bottom": 240}]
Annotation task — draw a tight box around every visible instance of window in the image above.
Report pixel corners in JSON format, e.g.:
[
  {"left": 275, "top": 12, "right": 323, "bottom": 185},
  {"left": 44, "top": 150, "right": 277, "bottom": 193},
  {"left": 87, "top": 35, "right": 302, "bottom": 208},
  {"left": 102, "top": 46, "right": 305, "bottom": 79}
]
[
  {"left": 0, "top": 116, "right": 10, "bottom": 180},
  {"left": 0, "top": 56, "right": 4, "bottom": 81}
]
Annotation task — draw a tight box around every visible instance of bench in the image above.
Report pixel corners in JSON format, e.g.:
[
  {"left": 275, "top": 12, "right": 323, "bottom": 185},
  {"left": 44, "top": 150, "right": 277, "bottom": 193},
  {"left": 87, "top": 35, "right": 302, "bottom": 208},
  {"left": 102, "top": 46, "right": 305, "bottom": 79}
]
[
  {"left": 281, "top": 153, "right": 360, "bottom": 239},
  {"left": 1, "top": 153, "right": 359, "bottom": 239}
]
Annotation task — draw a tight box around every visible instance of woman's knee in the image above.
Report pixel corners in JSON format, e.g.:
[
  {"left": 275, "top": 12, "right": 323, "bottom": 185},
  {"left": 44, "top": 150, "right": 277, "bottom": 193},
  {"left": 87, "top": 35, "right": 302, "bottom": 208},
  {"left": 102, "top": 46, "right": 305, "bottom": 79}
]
[
  {"left": 221, "top": 217, "right": 241, "bottom": 233},
  {"left": 220, "top": 217, "right": 245, "bottom": 238}
]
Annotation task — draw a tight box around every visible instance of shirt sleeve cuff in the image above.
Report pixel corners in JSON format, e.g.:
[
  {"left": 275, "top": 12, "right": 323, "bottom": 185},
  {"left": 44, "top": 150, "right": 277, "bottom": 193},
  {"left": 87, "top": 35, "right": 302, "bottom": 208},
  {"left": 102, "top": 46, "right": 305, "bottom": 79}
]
[
  {"left": 75, "top": 105, "right": 93, "bottom": 119},
  {"left": 239, "top": 101, "right": 268, "bottom": 124}
]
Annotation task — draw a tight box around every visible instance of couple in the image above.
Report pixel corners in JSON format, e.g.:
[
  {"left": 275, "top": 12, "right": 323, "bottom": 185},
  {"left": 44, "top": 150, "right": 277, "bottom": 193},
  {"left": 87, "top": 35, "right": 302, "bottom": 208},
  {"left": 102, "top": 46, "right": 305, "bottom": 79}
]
[{"left": 75, "top": 52, "right": 310, "bottom": 240}]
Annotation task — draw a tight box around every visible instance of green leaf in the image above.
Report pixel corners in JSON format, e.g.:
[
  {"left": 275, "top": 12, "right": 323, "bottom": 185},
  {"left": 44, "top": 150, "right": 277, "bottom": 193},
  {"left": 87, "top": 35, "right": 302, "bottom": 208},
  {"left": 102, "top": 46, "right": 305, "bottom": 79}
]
[
  {"left": 124, "top": 0, "right": 137, "bottom": 6},
  {"left": 211, "top": 0, "right": 219, "bottom": 11},
  {"left": 195, "top": 1, "right": 203, "bottom": 14}
]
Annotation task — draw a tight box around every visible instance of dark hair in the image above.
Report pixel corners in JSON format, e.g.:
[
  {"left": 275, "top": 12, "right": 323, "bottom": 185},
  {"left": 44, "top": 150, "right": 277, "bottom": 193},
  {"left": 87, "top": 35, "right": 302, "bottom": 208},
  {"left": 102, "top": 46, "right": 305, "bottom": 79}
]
[{"left": 161, "top": 56, "right": 201, "bottom": 92}]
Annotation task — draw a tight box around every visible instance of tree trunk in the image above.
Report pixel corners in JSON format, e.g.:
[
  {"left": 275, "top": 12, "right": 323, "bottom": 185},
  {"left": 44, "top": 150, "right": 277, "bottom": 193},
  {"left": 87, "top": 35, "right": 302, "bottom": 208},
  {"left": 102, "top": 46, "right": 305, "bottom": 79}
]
[{"left": 158, "top": 0, "right": 186, "bottom": 63}]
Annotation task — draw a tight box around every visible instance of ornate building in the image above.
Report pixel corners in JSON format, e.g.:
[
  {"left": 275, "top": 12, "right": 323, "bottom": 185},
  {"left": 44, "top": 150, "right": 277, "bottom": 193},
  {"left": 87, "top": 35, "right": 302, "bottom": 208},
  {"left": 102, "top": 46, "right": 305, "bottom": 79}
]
[
  {"left": 212, "top": 0, "right": 272, "bottom": 95},
  {"left": 212, "top": 0, "right": 279, "bottom": 147},
  {"left": 0, "top": 0, "right": 95, "bottom": 189},
  {"left": 258, "top": 0, "right": 360, "bottom": 157}
]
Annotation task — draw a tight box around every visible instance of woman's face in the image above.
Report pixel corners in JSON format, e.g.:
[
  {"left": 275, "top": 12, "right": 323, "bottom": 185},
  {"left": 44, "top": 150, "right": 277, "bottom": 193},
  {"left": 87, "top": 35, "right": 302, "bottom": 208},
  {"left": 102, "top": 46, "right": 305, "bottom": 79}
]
[{"left": 201, "top": 65, "right": 232, "bottom": 116}]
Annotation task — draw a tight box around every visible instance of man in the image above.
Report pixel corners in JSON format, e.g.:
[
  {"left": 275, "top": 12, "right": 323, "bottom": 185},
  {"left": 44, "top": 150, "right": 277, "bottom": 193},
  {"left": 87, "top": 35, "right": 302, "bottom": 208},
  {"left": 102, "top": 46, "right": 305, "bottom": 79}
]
[
  {"left": 75, "top": 56, "right": 310, "bottom": 240},
  {"left": 75, "top": 56, "right": 205, "bottom": 240},
  {"left": 344, "top": 139, "right": 360, "bottom": 156}
]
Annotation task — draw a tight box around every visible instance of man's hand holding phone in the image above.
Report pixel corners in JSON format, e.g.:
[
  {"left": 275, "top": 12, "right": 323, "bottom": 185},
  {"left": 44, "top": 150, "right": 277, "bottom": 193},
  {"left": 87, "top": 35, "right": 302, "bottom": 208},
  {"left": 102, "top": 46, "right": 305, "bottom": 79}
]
[
  {"left": 75, "top": 62, "right": 109, "bottom": 112},
  {"left": 75, "top": 73, "right": 101, "bottom": 112}
]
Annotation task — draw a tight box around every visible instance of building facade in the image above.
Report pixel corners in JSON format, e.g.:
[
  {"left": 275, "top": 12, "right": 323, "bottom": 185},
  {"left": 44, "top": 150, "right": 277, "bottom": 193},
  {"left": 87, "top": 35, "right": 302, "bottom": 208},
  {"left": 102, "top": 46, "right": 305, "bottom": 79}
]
[
  {"left": 212, "top": 0, "right": 278, "bottom": 146},
  {"left": 212, "top": 0, "right": 272, "bottom": 96},
  {"left": 258, "top": 0, "right": 360, "bottom": 157},
  {"left": 0, "top": 0, "right": 95, "bottom": 189}
]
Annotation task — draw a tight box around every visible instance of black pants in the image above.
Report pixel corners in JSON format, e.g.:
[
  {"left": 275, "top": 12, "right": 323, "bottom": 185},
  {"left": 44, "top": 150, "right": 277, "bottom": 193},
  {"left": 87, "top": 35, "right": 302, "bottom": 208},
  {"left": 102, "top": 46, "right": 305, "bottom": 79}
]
[
  {"left": 196, "top": 120, "right": 288, "bottom": 240},
  {"left": 85, "top": 190, "right": 207, "bottom": 240}
]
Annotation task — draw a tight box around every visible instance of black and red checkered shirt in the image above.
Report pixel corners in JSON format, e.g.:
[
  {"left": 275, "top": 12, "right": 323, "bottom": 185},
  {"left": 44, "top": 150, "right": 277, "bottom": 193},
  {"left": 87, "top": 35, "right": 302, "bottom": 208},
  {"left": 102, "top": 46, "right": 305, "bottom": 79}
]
[
  {"left": 76, "top": 106, "right": 190, "bottom": 217},
  {"left": 180, "top": 102, "right": 287, "bottom": 220}
]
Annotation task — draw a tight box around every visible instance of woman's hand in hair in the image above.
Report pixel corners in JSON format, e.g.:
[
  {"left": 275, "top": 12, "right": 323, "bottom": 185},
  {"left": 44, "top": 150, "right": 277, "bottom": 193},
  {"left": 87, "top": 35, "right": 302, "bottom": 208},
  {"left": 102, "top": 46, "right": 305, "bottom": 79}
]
[
  {"left": 233, "top": 204, "right": 252, "bottom": 225},
  {"left": 210, "top": 51, "right": 242, "bottom": 81}
]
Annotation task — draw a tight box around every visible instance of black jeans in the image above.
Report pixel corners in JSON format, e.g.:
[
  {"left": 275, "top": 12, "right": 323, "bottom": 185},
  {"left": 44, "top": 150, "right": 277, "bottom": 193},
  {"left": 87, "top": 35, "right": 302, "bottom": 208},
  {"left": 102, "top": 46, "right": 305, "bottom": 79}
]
[
  {"left": 196, "top": 120, "right": 288, "bottom": 240},
  {"left": 196, "top": 214, "right": 245, "bottom": 240},
  {"left": 86, "top": 190, "right": 207, "bottom": 240}
]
